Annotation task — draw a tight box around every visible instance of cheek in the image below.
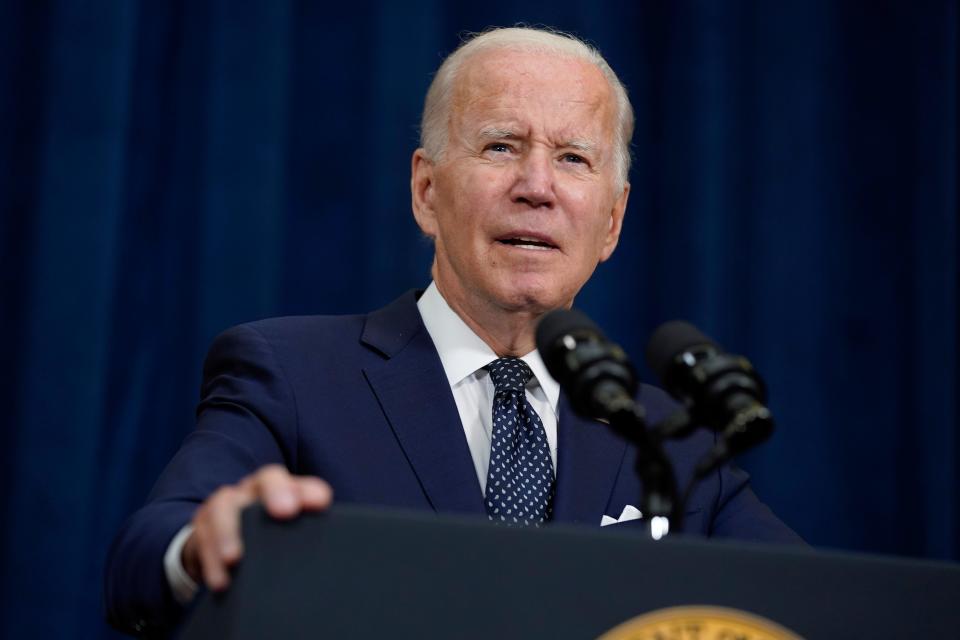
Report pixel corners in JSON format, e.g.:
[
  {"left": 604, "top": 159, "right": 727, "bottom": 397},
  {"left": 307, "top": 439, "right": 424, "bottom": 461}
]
[
  {"left": 563, "top": 184, "right": 593, "bottom": 209},
  {"left": 568, "top": 196, "right": 614, "bottom": 241},
  {"left": 435, "top": 194, "right": 484, "bottom": 254},
  {"left": 560, "top": 178, "right": 608, "bottom": 216},
  {"left": 446, "top": 174, "right": 501, "bottom": 229},
  {"left": 577, "top": 213, "right": 618, "bottom": 264}
]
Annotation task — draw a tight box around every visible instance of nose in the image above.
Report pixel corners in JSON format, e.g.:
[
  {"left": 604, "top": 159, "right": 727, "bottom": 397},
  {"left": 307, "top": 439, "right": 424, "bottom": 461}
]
[{"left": 509, "top": 148, "right": 555, "bottom": 209}]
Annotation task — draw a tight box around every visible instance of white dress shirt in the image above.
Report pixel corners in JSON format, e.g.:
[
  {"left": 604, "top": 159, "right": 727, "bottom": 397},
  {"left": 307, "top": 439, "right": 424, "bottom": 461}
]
[
  {"left": 164, "top": 282, "right": 561, "bottom": 603},
  {"left": 416, "top": 281, "right": 560, "bottom": 491}
]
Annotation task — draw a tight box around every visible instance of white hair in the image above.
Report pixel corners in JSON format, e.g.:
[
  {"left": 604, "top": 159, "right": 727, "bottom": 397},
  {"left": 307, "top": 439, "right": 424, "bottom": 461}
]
[{"left": 419, "top": 26, "right": 634, "bottom": 189}]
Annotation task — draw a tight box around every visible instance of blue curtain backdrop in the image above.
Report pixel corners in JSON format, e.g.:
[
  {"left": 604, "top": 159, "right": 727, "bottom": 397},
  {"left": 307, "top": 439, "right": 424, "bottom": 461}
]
[{"left": 1, "top": 1, "right": 957, "bottom": 637}]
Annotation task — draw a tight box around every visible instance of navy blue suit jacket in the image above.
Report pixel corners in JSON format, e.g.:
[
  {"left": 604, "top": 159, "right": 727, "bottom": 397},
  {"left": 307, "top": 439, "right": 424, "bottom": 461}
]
[{"left": 105, "top": 290, "right": 801, "bottom": 635}]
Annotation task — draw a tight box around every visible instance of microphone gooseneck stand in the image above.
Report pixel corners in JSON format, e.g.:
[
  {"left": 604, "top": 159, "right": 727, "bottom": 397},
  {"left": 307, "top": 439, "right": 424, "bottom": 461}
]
[{"left": 602, "top": 401, "right": 678, "bottom": 540}]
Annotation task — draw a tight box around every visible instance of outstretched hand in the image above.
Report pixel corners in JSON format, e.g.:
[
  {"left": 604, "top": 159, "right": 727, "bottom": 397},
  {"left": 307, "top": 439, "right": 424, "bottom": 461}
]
[{"left": 182, "top": 464, "right": 333, "bottom": 591}]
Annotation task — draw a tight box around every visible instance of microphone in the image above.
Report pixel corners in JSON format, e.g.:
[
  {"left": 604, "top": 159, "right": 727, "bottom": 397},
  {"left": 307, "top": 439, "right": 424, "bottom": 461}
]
[
  {"left": 535, "top": 308, "right": 638, "bottom": 419},
  {"left": 537, "top": 309, "right": 678, "bottom": 536},
  {"left": 645, "top": 321, "right": 773, "bottom": 475}
]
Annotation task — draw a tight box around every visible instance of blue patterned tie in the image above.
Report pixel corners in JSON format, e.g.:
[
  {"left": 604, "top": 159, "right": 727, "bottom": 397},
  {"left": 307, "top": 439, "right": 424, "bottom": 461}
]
[{"left": 484, "top": 357, "right": 556, "bottom": 526}]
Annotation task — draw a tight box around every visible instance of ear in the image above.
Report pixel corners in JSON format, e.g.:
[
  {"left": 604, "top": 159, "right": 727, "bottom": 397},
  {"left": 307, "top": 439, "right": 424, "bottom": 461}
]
[
  {"left": 598, "top": 182, "right": 630, "bottom": 262},
  {"left": 410, "top": 148, "right": 438, "bottom": 238}
]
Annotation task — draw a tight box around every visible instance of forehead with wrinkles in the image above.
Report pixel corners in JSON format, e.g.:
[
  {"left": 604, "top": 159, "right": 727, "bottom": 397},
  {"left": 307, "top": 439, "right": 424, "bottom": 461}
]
[{"left": 449, "top": 49, "right": 618, "bottom": 152}]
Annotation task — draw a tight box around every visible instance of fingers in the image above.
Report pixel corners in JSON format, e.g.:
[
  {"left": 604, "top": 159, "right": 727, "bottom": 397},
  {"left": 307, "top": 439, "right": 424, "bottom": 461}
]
[
  {"left": 240, "top": 464, "right": 333, "bottom": 518},
  {"left": 248, "top": 464, "right": 301, "bottom": 518},
  {"left": 184, "top": 465, "right": 333, "bottom": 592},
  {"left": 297, "top": 476, "right": 334, "bottom": 510},
  {"left": 188, "top": 485, "right": 250, "bottom": 591},
  {"left": 207, "top": 486, "right": 250, "bottom": 565}
]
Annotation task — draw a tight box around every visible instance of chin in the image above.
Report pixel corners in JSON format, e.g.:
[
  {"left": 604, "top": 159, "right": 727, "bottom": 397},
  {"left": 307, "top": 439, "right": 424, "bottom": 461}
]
[{"left": 492, "top": 279, "right": 574, "bottom": 314}]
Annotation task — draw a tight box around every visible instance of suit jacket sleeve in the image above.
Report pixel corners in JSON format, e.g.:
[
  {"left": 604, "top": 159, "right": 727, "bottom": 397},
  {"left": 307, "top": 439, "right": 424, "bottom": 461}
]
[
  {"left": 708, "top": 458, "right": 805, "bottom": 544},
  {"left": 104, "top": 323, "right": 298, "bottom": 636},
  {"left": 627, "top": 384, "right": 804, "bottom": 545}
]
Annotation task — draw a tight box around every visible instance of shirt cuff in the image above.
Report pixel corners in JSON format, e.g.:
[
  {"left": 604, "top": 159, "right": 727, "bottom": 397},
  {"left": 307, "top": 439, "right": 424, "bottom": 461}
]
[{"left": 163, "top": 524, "right": 199, "bottom": 605}]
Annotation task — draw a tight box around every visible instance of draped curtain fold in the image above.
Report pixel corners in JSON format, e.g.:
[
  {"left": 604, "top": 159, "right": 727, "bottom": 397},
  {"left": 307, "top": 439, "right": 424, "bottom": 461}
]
[{"left": 0, "top": 1, "right": 956, "bottom": 637}]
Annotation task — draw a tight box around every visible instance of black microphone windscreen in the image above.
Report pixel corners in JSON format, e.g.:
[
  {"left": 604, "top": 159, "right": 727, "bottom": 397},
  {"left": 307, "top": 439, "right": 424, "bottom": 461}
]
[
  {"left": 535, "top": 308, "right": 603, "bottom": 355},
  {"left": 645, "top": 321, "right": 715, "bottom": 379}
]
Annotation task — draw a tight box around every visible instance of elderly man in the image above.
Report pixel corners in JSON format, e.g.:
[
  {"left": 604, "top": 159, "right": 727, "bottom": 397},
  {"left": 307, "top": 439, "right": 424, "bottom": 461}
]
[{"left": 105, "top": 27, "right": 800, "bottom": 636}]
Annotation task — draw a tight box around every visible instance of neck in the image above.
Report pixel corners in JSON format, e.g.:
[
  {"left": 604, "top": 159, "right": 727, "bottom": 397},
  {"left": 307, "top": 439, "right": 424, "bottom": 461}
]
[{"left": 433, "top": 276, "right": 542, "bottom": 358}]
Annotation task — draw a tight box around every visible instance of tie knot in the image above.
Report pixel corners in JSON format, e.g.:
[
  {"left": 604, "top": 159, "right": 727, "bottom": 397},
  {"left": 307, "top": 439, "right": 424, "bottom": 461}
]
[{"left": 486, "top": 357, "right": 533, "bottom": 393}]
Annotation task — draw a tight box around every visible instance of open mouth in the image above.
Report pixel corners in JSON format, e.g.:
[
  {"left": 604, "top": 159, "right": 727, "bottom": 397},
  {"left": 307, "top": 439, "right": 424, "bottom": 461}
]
[{"left": 496, "top": 236, "right": 558, "bottom": 251}]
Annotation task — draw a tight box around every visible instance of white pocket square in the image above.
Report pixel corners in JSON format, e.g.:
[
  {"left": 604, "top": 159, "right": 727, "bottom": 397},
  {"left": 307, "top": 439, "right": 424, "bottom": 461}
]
[{"left": 600, "top": 504, "right": 643, "bottom": 526}]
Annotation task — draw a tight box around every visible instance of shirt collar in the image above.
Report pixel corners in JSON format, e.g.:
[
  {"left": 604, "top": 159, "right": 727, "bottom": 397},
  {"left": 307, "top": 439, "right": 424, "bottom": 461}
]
[{"left": 417, "top": 282, "right": 561, "bottom": 413}]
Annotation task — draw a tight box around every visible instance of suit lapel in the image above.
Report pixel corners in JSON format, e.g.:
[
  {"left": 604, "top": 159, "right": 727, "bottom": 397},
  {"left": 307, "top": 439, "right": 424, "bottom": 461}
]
[
  {"left": 361, "top": 292, "right": 485, "bottom": 516},
  {"left": 551, "top": 393, "right": 629, "bottom": 525},
  {"left": 358, "top": 290, "right": 629, "bottom": 523}
]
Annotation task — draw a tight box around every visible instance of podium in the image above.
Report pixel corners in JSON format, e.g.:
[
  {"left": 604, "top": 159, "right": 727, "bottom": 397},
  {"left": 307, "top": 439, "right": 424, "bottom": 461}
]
[{"left": 179, "top": 505, "right": 960, "bottom": 639}]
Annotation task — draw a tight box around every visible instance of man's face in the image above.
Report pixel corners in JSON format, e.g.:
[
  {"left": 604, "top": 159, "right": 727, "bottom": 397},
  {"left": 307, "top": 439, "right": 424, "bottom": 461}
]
[{"left": 412, "top": 49, "right": 629, "bottom": 318}]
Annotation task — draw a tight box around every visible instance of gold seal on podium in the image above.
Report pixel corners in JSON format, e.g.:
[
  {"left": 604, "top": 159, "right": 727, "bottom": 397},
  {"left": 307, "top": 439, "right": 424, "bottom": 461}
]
[{"left": 598, "top": 605, "right": 804, "bottom": 640}]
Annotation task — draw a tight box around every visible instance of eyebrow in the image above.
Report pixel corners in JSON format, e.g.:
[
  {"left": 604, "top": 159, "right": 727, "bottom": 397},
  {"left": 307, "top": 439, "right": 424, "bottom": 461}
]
[
  {"left": 477, "top": 127, "right": 598, "bottom": 153},
  {"left": 564, "top": 139, "right": 596, "bottom": 153},
  {"left": 478, "top": 127, "right": 520, "bottom": 140}
]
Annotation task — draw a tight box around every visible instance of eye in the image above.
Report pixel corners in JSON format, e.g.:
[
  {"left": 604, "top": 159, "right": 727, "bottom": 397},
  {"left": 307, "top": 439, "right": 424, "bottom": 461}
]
[
  {"left": 561, "top": 153, "right": 586, "bottom": 164},
  {"left": 485, "top": 142, "right": 514, "bottom": 154}
]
